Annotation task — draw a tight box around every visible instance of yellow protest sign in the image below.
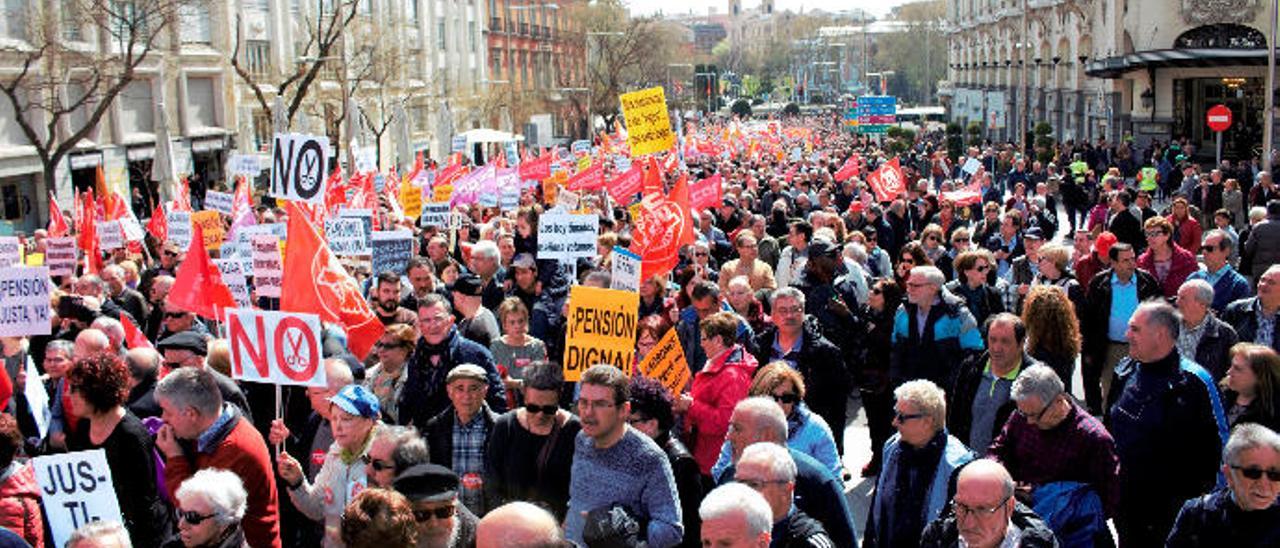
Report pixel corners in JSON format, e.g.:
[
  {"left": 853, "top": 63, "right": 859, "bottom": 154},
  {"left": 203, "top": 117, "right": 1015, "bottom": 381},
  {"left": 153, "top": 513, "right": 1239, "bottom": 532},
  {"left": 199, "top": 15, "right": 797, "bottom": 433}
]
[
  {"left": 25, "top": 252, "right": 43, "bottom": 266},
  {"left": 576, "top": 155, "right": 591, "bottom": 173},
  {"left": 637, "top": 328, "right": 691, "bottom": 396},
  {"left": 563, "top": 285, "right": 639, "bottom": 381},
  {"left": 619, "top": 86, "right": 674, "bottom": 157},
  {"left": 399, "top": 179, "right": 423, "bottom": 219},
  {"left": 542, "top": 179, "right": 559, "bottom": 206},
  {"left": 432, "top": 184, "right": 453, "bottom": 203},
  {"left": 191, "top": 211, "right": 225, "bottom": 250}
]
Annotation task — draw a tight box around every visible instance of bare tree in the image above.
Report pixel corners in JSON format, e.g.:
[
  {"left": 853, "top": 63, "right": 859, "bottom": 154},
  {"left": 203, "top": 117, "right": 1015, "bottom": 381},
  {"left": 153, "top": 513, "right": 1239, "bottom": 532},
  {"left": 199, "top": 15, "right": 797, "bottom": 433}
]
[
  {"left": 0, "top": 0, "right": 198, "bottom": 197},
  {"left": 568, "top": 0, "right": 680, "bottom": 132}
]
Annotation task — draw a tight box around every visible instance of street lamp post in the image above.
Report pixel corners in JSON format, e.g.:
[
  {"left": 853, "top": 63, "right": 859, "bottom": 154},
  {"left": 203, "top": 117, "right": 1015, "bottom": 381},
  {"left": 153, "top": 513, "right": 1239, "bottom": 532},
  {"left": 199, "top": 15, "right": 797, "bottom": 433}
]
[{"left": 1266, "top": 0, "right": 1277, "bottom": 171}]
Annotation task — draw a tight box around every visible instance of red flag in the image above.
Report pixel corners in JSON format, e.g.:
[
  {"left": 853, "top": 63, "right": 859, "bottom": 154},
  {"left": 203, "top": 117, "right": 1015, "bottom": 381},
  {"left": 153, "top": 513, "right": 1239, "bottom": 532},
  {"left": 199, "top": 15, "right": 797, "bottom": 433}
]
[
  {"left": 689, "top": 173, "right": 723, "bottom": 211},
  {"left": 866, "top": 158, "right": 907, "bottom": 202},
  {"left": 48, "top": 192, "right": 69, "bottom": 237},
  {"left": 565, "top": 163, "right": 604, "bottom": 192},
  {"left": 0, "top": 366, "right": 10, "bottom": 418},
  {"left": 120, "top": 314, "right": 153, "bottom": 349},
  {"left": 632, "top": 175, "right": 696, "bottom": 281},
  {"left": 641, "top": 157, "right": 664, "bottom": 197},
  {"left": 606, "top": 165, "right": 643, "bottom": 203},
  {"left": 281, "top": 202, "right": 385, "bottom": 359},
  {"left": 324, "top": 166, "right": 348, "bottom": 215},
  {"left": 77, "top": 189, "right": 103, "bottom": 275},
  {"left": 168, "top": 222, "right": 237, "bottom": 320},
  {"left": 146, "top": 203, "right": 168, "bottom": 241},
  {"left": 169, "top": 176, "right": 193, "bottom": 213},
  {"left": 517, "top": 153, "right": 553, "bottom": 181},
  {"left": 834, "top": 155, "right": 860, "bottom": 182},
  {"left": 99, "top": 190, "right": 128, "bottom": 221}
]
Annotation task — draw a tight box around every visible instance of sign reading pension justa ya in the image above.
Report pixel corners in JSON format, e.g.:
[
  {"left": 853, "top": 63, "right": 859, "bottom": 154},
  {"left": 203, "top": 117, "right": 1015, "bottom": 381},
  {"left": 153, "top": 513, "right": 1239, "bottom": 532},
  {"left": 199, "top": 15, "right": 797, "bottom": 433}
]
[
  {"left": 620, "top": 87, "right": 674, "bottom": 157},
  {"left": 0, "top": 266, "right": 51, "bottom": 337},
  {"left": 563, "top": 286, "right": 639, "bottom": 381}
]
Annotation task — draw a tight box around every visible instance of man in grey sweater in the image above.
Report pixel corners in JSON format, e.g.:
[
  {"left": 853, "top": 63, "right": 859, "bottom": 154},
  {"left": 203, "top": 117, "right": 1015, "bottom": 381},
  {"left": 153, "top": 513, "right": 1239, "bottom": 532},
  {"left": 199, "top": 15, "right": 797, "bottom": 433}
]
[{"left": 564, "top": 364, "right": 683, "bottom": 547}]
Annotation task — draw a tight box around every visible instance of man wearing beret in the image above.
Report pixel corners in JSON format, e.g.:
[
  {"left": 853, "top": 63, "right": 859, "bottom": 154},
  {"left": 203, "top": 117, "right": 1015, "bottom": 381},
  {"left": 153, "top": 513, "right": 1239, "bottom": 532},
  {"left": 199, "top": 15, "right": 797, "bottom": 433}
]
[
  {"left": 156, "top": 331, "right": 253, "bottom": 421},
  {"left": 395, "top": 463, "right": 479, "bottom": 548}
]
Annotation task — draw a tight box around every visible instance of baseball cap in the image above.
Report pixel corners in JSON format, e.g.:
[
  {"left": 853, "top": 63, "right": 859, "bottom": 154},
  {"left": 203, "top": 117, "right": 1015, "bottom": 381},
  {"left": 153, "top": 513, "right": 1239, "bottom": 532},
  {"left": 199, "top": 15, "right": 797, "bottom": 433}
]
[
  {"left": 328, "top": 384, "right": 381, "bottom": 419},
  {"left": 1094, "top": 231, "right": 1118, "bottom": 257},
  {"left": 448, "top": 273, "right": 484, "bottom": 297}
]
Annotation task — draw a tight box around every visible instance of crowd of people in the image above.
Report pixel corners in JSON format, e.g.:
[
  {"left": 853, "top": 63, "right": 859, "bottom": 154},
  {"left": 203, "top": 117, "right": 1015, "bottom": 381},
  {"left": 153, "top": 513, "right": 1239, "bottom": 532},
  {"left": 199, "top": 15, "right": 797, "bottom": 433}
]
[{"left": 2, "top": 114, "right": 1280, "bottom": 548}]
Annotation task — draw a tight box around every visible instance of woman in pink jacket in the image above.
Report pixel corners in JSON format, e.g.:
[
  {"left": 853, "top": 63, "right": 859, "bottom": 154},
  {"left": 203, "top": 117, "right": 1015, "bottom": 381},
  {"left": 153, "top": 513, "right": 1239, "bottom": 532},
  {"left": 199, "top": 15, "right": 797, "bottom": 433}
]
[{"left": 675, "top": 311, "right": 758, "bottom": 479}]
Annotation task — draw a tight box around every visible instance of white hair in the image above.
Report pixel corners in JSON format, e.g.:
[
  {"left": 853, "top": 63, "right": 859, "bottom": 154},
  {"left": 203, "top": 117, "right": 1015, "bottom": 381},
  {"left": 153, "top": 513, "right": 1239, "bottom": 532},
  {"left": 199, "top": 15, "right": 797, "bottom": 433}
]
[
  {"left": 894, "top": 379, "right": 947, "bottom": 427},
  {"left": 1179, "top": 279, "right": 1215, "bottom": 308},
  {"left": 91, "top": 317, "right": 125, "bottom": 349},
  {"left": 699, "top": 483, "right": 773, "bottom": 538},
  {"left": 66, "top": 520, "right": 133, "bottom": 548},
  {"left": 734, "top": 396, "right": 788, "bottom": 442},
  {"left": 175, "top": 468, "right": 248, "bottom": 527},
  {"left": 740, "top": 442, "right": 797, "bottom": 483},
  {"left": 472, "top": 239, "right": 500, "bottom": 261}
]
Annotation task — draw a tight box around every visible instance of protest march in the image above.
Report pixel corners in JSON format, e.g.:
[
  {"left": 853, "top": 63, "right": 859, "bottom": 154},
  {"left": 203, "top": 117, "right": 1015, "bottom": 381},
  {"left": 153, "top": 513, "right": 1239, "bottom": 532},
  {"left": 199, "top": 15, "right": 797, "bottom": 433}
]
[{"left": 3, "top": 85, "right": 1280, "bottom": 548}]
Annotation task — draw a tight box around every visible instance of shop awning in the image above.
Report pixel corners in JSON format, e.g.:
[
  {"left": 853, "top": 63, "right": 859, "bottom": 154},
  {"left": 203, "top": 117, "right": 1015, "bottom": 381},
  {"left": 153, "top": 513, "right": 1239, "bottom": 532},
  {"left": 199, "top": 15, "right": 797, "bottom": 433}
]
[
  {"left": 458, "top": 128, "right": 525, "bottom": 144},
  {"left": 1086, "top": 48, "right": 1268, "bottom": 78}
]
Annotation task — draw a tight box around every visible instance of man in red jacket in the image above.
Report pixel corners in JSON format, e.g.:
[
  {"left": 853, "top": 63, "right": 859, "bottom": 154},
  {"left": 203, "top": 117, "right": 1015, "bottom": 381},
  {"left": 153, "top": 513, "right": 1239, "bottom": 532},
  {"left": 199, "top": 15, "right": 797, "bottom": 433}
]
[{"left": 156, "top": 367, "right": 282, "bottom": 548}]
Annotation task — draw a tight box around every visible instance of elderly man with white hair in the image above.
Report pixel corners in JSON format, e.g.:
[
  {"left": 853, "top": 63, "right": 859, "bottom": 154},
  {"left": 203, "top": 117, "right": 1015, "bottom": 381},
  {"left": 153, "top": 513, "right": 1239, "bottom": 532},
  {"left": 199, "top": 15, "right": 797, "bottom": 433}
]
[
  {"left": 734, "top": 442, "right": 833, "bottom": 547},
  {"left": 1167, "top": 423, "right": 1280, "bottom": 545},
  {"left": 170, "top": 468, "right": 251, "bottom": 548},
  {"left": 101, "top": 263, "right": 149, "bottom": 322},
  {"left": 1175, "top": 279, "right": 1239, "bottom": 379},
  {"left": 66, "top": 521, "right": 133, "bottom": 548},
  {"left": 864, "top": 379, "right": 973, "bottom": 548},
  {"left": 919, "top": 459, "right": 1058, "bottom": 547},
  {"left": 90, "top": 317, "right": 126, "bottom": 353},
  {"left": 699, "top": 482, "right": 773, "bottom": 548},
  {"left": 467, "top": 239, "right": 506, "bottom": 310}
]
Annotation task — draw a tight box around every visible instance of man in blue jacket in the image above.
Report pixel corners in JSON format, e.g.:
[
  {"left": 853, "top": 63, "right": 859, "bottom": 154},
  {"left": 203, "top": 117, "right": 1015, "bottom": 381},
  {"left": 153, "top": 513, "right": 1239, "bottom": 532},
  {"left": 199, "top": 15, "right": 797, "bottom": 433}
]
[{"left": 398, "top": 294, "right": 506, "bottom": 429}]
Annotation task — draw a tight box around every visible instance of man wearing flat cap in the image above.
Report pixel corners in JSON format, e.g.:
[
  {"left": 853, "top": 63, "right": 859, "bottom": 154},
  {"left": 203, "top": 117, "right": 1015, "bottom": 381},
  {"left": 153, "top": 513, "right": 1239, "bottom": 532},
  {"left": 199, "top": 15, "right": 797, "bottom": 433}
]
[
  {"left": 425, "top": 364, "right": 499, "bottom": 516},
  {"left": 395, "top": 463, "right": 479, "bottom": 548},
  {"left": 156, "top": 330, "right": 252, "bottom": 421}
]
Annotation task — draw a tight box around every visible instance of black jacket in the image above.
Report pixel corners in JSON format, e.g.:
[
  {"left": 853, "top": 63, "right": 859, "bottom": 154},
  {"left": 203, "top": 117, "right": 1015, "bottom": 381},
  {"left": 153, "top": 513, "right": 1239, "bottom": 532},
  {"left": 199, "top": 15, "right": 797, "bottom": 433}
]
[
  {"left": 919, "top": 501, "right": 1059, "bottom": 547},
  {"left": 772, "top": 508, "right": 834, "bottom": 548},
  {"left": 1167, "top": 488, "right": 1280, "bottom": 547},
  {"left": 1221, "top": 297, "right": 1280, "bottom": 353},
  {"left": 1082, "top": 268, "right": 1162, "bottom": 366},
  {"left": 1189, "top": 315, "right": 1239, "bottom": 380},
  {"left": 948, "top": 351, "right": 1043, "bottom": 452},
  {"left": 752, "top": 320, "right": 850, "bottom": 441},
  {"left": 1107, "top": 209, "right": 1145, "bottom": 253},
  {"left": 398, "top": 327, "right": 507, "bottom": 428},
  {"left": 425, "top": 404, "right": 499, "bottom": 470},
  {"left": 662, "top": 434, "right": 704, "bottom": 548}
]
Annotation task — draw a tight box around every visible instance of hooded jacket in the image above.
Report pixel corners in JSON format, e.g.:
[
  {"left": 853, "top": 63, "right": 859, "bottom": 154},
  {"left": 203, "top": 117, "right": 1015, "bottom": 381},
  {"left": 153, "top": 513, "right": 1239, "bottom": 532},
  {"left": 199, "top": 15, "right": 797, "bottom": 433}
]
[{"left": 0, "top": 462, "right": 43, "bottom": 547}]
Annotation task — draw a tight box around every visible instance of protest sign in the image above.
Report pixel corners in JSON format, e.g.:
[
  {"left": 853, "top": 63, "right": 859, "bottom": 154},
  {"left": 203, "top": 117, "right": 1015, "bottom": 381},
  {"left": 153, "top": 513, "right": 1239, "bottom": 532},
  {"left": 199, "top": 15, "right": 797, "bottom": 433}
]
[
  {"left": 537, "top": 212, "right": 597, "bottom": 262},
  {"left": 0, "top": 236, "right": 20, "bottom": 267},
  {"left": 433, "top": 184, "right": 453, "bottom": 203},
  {"left": 222, "top": 272, "right": 252, "bottom": 308},
  {"left": 119, "top": 216, "right": 144, "bottom": 242},
  {"left": 518, "top": 154, "right": 553, "bottom": 180},
  {"left": 225, "top": 308, "right": 327, "bottom": 387},
  {"left": 0, "top": 266, "right": 51, "bottom": 337},
  {"left": 571, "top": 139, "right": 592, "bottom": 155},
  {"left": 270, "top": 133, "right": 330, "bottom": 204},
  {"left": 213, "top": 258, "right": 245, "bottom": 278},
  {"left": 689, "top": 173, "right": 723, "bottom": 211},
  {"left": 371, "top": 231, "right": 414, "bottom": 277},
  {"left": 399, "top": 177, "right": 423, "bottom": 219},
  {"left": 962, "top": 157, "right": 982, "bottom": 175},
  {"left": 867, "top": 157, "right": 907, "bottom": 202},
  {"left": 338, "top": 208, "right": 374, "bottom": 250},
  {"left": 555, "top": 187, "right": 581, "bottom": 211},
  {"left": 45, "top": 237, "right": 76, "bottom": 276},
  {"left": 191, "top": 211, "right": 226, "bottom": 250},
  {"left": 24, "top": 358, "right": 50, "bottom": 438},
  {"left": 566, "top": 163, "right": 604, "bottom": 192},
  {"left": 230, "top": 153, "right": 261, "bottom": 176},
  {"left": 32, "top": 449, "right": 125, "bottom": 548},
  {"left": 167, "top": 211, "right": 193, "bottom": 249},
  {"left": 97, "top": 221, "right": 123, "bottom": 251},
  {"left": 563, "top": 286, "right": 639, "bottom": 380},
  {"left": 499, "top": 186, "right": 520, "bottom": 211},
  {"left": 204, "top": 190, "right": 234, "bottom": 215},
  {"left": 610, "top": 247, "right": 641, "bottom": 292},
  {"left": 619, "top": 86, "right": 674, "bottom": 157},
  {"left": 451, "top": 135, "right": 468, "bottom": 154},
  {"left": 607, "top": 165, "right": 643, "bottom": 203},
  {"left": 251, "top": 235, "right": 284, "bottom": 298},
  {"left": 637, "top": 328, "right": 691, "bottom": 396},
  {"left": 420, "top": 202, "right": 451, "bottom": 228},
  {"left": 614, "top": 156, "right": 632, "bottom": 173},
  {"left": 324, "top": 217, "right": 369, "bottom": 256}
]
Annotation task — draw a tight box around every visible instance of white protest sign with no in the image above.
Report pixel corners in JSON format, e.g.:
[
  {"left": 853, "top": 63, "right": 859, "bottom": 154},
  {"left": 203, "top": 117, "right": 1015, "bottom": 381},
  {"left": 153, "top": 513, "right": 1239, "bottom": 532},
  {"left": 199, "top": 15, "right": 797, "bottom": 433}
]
[
  {"left": 0, "top": 266, "right": 52, "bottom": 337},
  {"left": 270, "top": 133, "right": 330, "bottom": 204},
  {"left": 537, "top": 212, "right": 598, "bottom": 262},
  {"left": 32, "top": 449, "right": 124, "bottom": 548},
  {"left": 225, "top": 308, "right": 327, "bottom": 387},
  {"left": 611, "top": 247, "right": 642, "bottom": 292},
  {"left": 204, "top": 190, "right": 235, "bottom": 215}
]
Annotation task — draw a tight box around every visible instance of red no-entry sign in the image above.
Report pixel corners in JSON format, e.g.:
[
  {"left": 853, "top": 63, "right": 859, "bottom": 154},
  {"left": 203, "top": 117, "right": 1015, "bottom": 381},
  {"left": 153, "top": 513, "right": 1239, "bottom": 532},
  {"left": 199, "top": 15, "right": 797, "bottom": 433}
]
[{"left": 1207, "top": 104, "right": 1233, "bottom": 132}]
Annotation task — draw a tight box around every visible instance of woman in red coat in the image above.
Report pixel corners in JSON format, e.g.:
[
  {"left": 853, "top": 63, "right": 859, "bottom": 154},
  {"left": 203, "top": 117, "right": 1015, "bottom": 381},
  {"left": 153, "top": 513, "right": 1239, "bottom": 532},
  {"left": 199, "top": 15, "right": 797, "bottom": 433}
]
[
  {"left": 1138, "top": 216, "right": 1199, "bottom": 299},
  {"left": 675, "top": 311, "right": 758, "bottom": 479},
  {"left": 1169, "top": 197, "right": 1204, "bottom": 255},
  {"left": 0, "top": 413, "right": 42, "bottom": 547}
]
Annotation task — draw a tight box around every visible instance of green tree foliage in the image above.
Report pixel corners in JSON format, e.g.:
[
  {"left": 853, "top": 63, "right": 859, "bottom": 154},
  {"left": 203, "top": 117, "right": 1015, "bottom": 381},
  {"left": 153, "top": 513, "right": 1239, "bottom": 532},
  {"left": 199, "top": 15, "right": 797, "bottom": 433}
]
[{"left": 731, "top": 98, "right": 753, "bottom": 118}]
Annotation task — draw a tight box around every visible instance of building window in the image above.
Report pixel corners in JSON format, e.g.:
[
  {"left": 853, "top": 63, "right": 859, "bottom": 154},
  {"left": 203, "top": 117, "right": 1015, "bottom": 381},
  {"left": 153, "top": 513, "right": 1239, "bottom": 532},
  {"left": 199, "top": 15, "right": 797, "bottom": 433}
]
[
  {"left": 406, "top": 0, "right": 418, "bottom": 23},
  {"left": 245, "top": 40, "right": 272, "bottom": 79},
  {"left": 252, "top": 109, "right": 272, "bottom": 151},
  {"left": 61, "top": 0, "right": 82, "bottom": 41},
  {"left": 360, "top": 0, "right": 373, "bottom": 15},
  {"left": 186, "top": 77, "right": 218, "bottom": 128},
  {"left": 118, "top": 79, "right": 155, "bottom": 137},
  {"left": 1, "top": 0, "right": 28, "bottom": 41},
  {"left": 437, "top": 19, "right": 446, "bottom": 50},
  {"left": 179, "top": 3, "right": 212, "bottom": 44}
]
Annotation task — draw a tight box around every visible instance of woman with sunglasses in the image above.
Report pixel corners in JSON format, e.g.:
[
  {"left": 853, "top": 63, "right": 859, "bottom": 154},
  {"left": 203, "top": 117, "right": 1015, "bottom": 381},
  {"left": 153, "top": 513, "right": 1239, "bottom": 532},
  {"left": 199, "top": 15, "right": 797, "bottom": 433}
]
[
  {"left": 1166, "top": 423, "right": 1280, "bottom": 547},
  {"left": 166, "top": 468, "right": 249, "bottom": 548},
  {"left": 1222, "top": 344, "right": 1280, "bottom": 432},
  {"left": 894, "top": 241, "right": 931, "bottom": 288},
  {"left": 484, "top": 361, "right": 580, "bottom": 519},
  {"left": 364, "top": 325, "right": 417, "bottom": 424},
  {"left": 65, "top": 352, "right": 173, "bottom": 547},
  {"left": 943, "top": 249, "right": 1006, "bottom": 329}
]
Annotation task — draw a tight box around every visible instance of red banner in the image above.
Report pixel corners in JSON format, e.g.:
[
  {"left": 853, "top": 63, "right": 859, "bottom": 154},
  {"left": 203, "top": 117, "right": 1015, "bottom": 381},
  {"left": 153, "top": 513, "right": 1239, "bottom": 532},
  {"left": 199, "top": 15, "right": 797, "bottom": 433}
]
[
  {"left": 565, "top": 163, "right": 605, "bottom": 192},
  {"left": 607, "top": 165, "right": 643, "bottom": 203},
  {"left": 518, "top": 154, "right": 553, "bottom": 181},
  {"left": 689, "top": 173, "right": 723, "bottom": 211},
  {"left": 834, "top": 155, "right": 861, "bottom": 182},
  {"left": 632, "top": 176, "right": 695, "bottom": 281},
  {"left": 866, "top": 157, "right": 907, "bottom": 202}
]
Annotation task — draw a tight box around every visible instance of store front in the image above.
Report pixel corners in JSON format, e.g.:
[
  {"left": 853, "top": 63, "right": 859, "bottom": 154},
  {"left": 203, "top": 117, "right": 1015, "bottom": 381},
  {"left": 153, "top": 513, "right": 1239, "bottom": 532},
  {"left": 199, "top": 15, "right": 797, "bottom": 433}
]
[
  {"left": 1173, "top": 77, "right": 1263, "bottom": 161},
  {"left": 126, "top": 146, "right": 158, "bottom": 218}
]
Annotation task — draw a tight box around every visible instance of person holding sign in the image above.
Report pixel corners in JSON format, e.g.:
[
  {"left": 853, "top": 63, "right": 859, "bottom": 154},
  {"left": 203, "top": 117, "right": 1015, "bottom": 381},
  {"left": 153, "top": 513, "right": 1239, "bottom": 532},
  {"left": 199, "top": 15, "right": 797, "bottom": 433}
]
[
  {"left": 278, "top": 384, "right": 384, "bottom": 548},
  {"left": 66, "top": 353, "right": 173, "bottom": 547},
  {"left": 674, "top": 311, "right": 758, "bottom": 479},
  {"left": 154, "top": 367, "right": 281, "bottom": 548}
]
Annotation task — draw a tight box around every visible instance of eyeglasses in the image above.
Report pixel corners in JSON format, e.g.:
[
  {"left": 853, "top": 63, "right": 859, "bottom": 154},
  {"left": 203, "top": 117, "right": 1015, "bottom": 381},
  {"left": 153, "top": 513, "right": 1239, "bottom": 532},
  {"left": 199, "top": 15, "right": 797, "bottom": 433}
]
[
  {"left": 926, "top": 236, "right": 940, "bottom": 242},
  {"left": 694, "top": 252, "right": 709, "bottom": 257},
  {"left": 420, "top": 315, "right": 450, "bottom": 325},
  {"left": 1016, "top": 397, "right": 1057, "bottom": 423},
  {"left": 374, "top": 341, "right": 407, "bottom": 350},
  {"left": 413, "top": 505, "right": 457, "bottom": 522},
  {"left": 525, "top": 404, "right": 559, "bottom": 415},
  {"left": 1231, "top": 466, "right": 1280, "bottom": 482},
  {"left": 954, "top": 496, "right": 1011, "bottom": 520},
  {"left": 893, "top": 411, "right": 925, "bottom": 422},
  {"left": 165, "top": 311, "right": 188, "bottom": 319},
  {"left": 954, "top": 238, "right": 970, "bottom": 243},
  {"left": 179, "top": 510, "right": 218, "bottom": 525},
  {"left": 737, "top": 477, "right": 788, "bottom": 490},
  {"left": 163, "top": 250, "right": 180, "bottom": 257},
  {"left": 576, "top": 399, "right": 617, "bottom": 411},
  {"left": 773, "top": 305, "right": 804, "bottom": 316},
  {"left": 870, "top": 288, "right": 883, "bottom": 295},
  {"left": 973, "top": 265, "right": 990, "bottom": 272},
  {"left": 361, "top": 454, "right": 395, "bottom": 472},
  {"left": 164, "top": 361, "right": 186, "bottom": 369},
  {"left": 771, "top": 392, "right": 801, "bottom": 405},
  {"left": 899, "top": 258, "right": 915, "bottom": 265}
]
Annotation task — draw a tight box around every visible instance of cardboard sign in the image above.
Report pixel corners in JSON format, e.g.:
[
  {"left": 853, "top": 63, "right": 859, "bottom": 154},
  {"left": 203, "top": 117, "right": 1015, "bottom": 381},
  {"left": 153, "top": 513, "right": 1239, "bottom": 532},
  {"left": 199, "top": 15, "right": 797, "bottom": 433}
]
[
  {"left": 167, "top": 211, "right": 193, "bottom": 249},
  {"left": 32, "top": 449, "right": 125, "bottom": 548},
  {"left": 0, "top": 237, "right": 20, "bottom": 267},
  {"left": 251, "top": 235, "right": 284, "bottom": 298},
  {"left": 97, "top": 221, "right": 123, "bottom": 251},
  {"left": 225, "top": 308, "right": 327, "bottom": 387},
  {"left": 270, "top": 133, "right": 330, "bottom": 204},
  {"left": 563, "top": 286, "right": 639, "bottom": 381},
  {"left": 204, "top": 190, "right": 234, "bottom": 215},
  {"left": 421, "top": 202, "right": 451, "bottom": 228},
  {"left": 371, "top": 230, "right": 414, "bottom": 277},
  {"left": 619, "top": 86, "right": 674, "bottom": 157},
  {"left": 191, "top": 211, "right": 226, "bottom": 250},
  {"left": 0, "top": 266, "right": 51, "bottom": 337},
  {"left": 537, "top": 212, "right": 597, "bottom": 262},
  {"left": 222, "top": 272, "right": 253, "bottom": 308},
  {"left": 399, "top": 177, "right": 423, "bottom": 219},
  {"left": 45, "top": 237, "right": 77, "bottom": 276},
  {"left": 230, "top": 153, "right": 261, "bottom": 176},
  {"left": 637, "top": 328, "right": 691, "bottom": 396},
  {"left": 555, "top": 188, "right": 581, "bottom": 211},
  {"left": 611, "top": 247, "right": 641, "bottom": 292},
  {"left": 324, "top": 217, "right": 369, "bottom": 256}
]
